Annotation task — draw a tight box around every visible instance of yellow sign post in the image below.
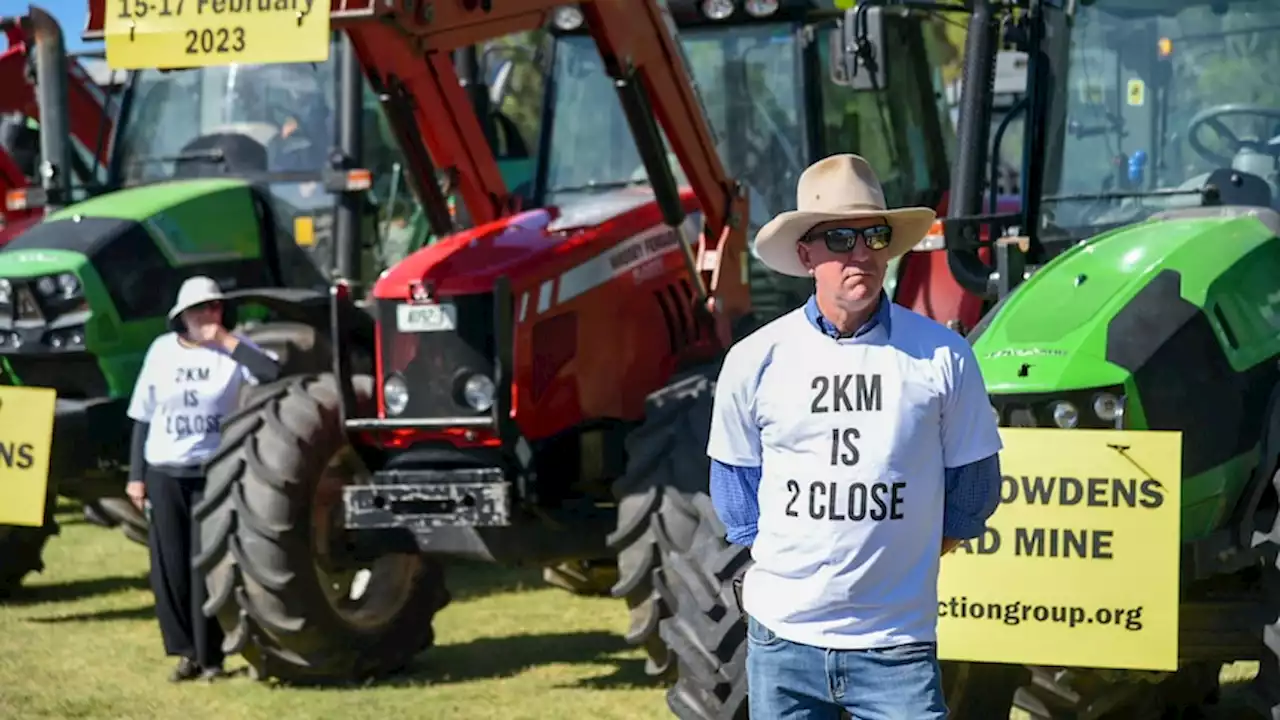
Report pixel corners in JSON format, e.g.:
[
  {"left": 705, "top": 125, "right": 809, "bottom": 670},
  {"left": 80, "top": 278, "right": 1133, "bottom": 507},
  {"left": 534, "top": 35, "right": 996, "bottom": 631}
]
[
  {"left": 103, "top": 0, "right": 331, "bottom": 71},
  {"left": 937, "top": 428, "right": 1182, "bottom": 672},
  {"left": 0, "top": 386, "right": 58, "bottom": 528}
]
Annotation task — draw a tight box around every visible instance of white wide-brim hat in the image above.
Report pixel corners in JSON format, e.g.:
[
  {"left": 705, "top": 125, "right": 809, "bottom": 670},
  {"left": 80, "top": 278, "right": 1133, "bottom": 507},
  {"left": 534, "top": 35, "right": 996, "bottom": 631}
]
[
  {"left": 754, "top": 153, "right": 937, "bottom": 278},
  {"left": 168, "top": 275, "right": 226, "bottom": 320}
]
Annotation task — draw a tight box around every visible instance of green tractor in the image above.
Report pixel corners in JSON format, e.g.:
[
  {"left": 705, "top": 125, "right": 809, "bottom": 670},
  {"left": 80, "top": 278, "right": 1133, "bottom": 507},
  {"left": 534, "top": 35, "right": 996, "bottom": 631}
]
[
  {"left": 0, "top": 30, "right": 536, "bottom": 596},
  {"left": 849, "top": 0, "right": 1280, "bottom": 715}
]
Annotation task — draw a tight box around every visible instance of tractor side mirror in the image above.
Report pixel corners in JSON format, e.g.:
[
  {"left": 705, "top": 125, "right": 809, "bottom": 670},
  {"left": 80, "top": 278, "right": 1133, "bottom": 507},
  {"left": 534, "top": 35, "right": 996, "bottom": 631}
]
[
  {"left": 488, "top": 58, "right": 515, "bottom": 108},
  {"left": 829, "top": 6, "right": 886, "bottom": 91}
]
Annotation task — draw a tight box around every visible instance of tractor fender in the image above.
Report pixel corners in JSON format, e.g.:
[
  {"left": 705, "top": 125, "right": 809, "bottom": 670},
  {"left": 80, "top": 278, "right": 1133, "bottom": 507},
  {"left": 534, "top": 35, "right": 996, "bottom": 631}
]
[
  {"left": 221, "top": 286, "right": 376, "bottom": 356},
  {"left": 236, "top": 321, "right": 335, "bottom": 377},
  {"left": 1230, "top": 382, "right": 1280, "bottom": 551}
]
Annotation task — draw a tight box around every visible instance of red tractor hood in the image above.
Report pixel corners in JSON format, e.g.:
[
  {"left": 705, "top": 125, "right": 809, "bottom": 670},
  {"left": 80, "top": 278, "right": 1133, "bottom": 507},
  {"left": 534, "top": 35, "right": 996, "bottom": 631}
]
[{"left": 372, "top": 187, "right": 695, "bottom": 300}]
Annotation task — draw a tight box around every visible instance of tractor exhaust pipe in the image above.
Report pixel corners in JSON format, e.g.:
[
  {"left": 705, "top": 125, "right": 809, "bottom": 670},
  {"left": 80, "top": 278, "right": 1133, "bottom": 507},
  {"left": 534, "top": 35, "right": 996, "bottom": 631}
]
[
  {"left": 25, "top": 5, "right": 72, "bottom": 213},
  {"left": 332, "top": 32, "right": 363, "bottom": 285},
  {"left": 331, "top": 33, "right": 365, "bottom": 424},
  {"left": 945, "top": 0, "right": 1000, "bottom": 297}
]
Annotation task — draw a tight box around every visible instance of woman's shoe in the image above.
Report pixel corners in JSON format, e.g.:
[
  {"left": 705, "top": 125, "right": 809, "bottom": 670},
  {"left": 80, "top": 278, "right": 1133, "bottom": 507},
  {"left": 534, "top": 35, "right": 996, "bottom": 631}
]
[
  {"left": 169, "top": 657, "right": 201, "bottom": 682},
  {"left": 198, "top": 665, "right": 227, "bottom": 682}
]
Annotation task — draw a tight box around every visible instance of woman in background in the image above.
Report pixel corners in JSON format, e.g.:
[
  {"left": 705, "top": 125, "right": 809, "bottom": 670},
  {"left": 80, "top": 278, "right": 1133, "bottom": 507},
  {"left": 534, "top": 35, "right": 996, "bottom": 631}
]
[{"left": 124, "top": 276, "right": 281, "bottom": 682}]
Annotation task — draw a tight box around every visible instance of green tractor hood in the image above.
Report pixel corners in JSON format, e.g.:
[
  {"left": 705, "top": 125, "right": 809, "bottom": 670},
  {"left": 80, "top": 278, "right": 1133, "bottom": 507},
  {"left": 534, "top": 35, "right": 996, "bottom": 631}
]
[
  {"left": 971, "top": 211, "right": 1280, "bottom": 396},
  {"left": 970, "top": 209, "right": 1280, "bottom": 538},
  {"left": 0, "top": 178, "right": 280, "bottom": 400},
  {"left": 0, "top": 248, "right": 90, "bottom": 278}
]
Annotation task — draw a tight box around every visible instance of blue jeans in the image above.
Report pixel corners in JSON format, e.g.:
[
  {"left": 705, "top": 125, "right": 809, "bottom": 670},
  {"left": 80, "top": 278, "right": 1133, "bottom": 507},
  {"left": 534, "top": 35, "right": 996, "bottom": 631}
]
[{"left": 746, "top": 614, "right": 948, "bottom": 719}]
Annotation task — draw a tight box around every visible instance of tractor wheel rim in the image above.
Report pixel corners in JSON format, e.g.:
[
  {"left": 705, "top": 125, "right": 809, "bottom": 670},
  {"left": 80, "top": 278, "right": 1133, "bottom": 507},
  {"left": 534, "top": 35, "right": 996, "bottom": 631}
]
[{"left": 310, "top": 444, "right": 420, "bottom": 632}]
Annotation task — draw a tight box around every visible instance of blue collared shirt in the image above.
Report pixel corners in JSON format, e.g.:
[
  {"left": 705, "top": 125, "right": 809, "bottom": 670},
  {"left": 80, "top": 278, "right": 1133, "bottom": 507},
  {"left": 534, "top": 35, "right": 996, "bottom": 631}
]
[{"left": 710, "top": 292, "right": 1002, "bottom": 547}]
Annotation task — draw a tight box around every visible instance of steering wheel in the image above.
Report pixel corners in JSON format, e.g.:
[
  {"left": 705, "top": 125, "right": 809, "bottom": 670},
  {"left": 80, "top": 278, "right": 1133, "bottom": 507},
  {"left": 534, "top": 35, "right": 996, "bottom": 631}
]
[{"left": 1186, "top": 104, "right": 1280, "bottom": 167}]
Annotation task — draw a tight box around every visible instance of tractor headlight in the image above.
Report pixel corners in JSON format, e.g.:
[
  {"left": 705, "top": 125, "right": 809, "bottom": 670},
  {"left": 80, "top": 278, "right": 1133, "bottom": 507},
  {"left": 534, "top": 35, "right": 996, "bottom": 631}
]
[
  {"left": 46, "top": 326, "right": 86, "bottom": 351},
  {"left": 701, "top": 0, "right": 734, "bottom": 20},
  {"left": 383, "top": 374, "right": 409, "bottom": 416},
  {"left": 745, "top": 0, "right": 779, "bottom": 17},
  {"left": 0, "top": 279, "right": 12, "bottom": 305},
  {"left": 56, "top": 272, "right": 80, "bottom": 299},
  {"left": 1092, "top": 392, "right": 1123, "bottom": 423},
  {"left": 462, "top": 374, "right": 495, "bottom": 413},
  {"left": 552, "top": 6, "right": 584, "bottom": 31},
  {"left": 1051, "top": 401, "right": 1079, "bottom": 429}
]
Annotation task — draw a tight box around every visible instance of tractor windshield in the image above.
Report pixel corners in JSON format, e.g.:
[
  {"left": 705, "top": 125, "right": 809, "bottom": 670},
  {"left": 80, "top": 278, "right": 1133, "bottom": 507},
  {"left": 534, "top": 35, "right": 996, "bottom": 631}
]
[
  {"left": 107, "top": 36, "right": 430, "bottom": 288},
  {"left": 543, "top": 23, "right": 804, "bottom": 228},
  {"left": 1041, "top": 0, "right": 1280, "bottom": 239},
  {"left": 112, "top": 49, "right": 336, "bottom": 185}
]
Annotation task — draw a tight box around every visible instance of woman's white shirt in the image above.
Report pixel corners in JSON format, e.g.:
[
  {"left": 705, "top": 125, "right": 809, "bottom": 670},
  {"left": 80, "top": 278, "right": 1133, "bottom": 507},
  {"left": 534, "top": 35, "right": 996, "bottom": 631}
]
[{"left": 126, "top": 332, "right": 272, "bottom": 467}]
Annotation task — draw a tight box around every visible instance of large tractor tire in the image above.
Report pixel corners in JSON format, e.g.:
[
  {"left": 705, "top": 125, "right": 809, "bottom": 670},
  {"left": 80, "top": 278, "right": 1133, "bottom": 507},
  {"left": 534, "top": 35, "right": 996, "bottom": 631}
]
[
  {"left": 195, "top": 372, "right": 450, "bottom": 685},
  {"left": 82, "top": 499, "right": 116, "bottom": 528},
  {"left": 0, "top": 516, "right": 58, "bottom": 598},
  {"left": 92, "top": 497, "right": 150, "bottom": 546},
  {"left": 542, "top": 559, "right": 619, "bottom": 596},
  {"left": 655, "top": 496, "right": 751, "bottom": 720},
  {"left": 0, "top": 475, "right": 60, "bottom": 598},
  {"left": 941, "top": 661, "right": 1030, "bottom": 719},
  {"left": 608, "top": 364, "right": 721, "bottom": 680},
  {"left": 1012, "top": 664, "right": 1220, "bottom": 719}
]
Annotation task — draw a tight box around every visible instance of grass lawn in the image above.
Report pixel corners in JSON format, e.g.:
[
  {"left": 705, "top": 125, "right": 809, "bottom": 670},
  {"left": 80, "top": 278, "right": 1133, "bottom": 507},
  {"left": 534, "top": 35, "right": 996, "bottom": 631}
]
[
  {"left": 0, "top": 499, "right": 671, "bottom": 720},
  {"left": 0, "top": 500, "right": 1266, "bottom": 719}
]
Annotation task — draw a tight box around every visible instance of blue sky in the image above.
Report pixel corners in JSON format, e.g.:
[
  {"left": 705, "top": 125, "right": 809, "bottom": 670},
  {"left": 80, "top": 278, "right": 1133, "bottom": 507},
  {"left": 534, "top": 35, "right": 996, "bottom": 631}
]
[{"left": 22, "top": 0, "right": 97, "bottom": 52}]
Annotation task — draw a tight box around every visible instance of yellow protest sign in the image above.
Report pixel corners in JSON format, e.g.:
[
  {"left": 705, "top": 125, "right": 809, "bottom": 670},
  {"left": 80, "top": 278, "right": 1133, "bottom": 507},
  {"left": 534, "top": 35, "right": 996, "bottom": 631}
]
[
  {"left": 103, "top": 0, "right": 331, "bottom": 71},
  {"left": 937, "top": 428, "right": 1182, "bottom": 672},
  {"left": 0, "top": 386, "right": 58, "bottom": 528}
]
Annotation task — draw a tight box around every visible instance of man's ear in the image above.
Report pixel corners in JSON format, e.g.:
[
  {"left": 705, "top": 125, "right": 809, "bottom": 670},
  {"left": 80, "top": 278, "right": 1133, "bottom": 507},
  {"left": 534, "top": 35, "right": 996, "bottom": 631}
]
[{"left": 795, "top": 241, "right": 812, "bottom": 271}]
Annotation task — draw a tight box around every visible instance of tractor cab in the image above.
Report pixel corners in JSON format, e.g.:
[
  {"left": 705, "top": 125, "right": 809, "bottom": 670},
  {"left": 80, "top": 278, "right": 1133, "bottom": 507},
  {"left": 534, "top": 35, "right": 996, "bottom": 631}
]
[
  {"left": 111, "top": 55, "right": 341, "bottom": 290},
  {"left": 1035, "top": 0, "right": 1280, "bottom": 250},
  {"left": 107, "top": 38, "right": 532, "bottom": 291},
  {"left": 536, "top": 0, "right": 955, "bottom": 322}
]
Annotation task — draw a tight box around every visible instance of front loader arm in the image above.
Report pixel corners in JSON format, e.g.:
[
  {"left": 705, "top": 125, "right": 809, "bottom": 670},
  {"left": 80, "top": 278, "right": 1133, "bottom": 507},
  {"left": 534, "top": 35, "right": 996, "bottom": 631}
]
[{"left": 345, "top": 0, "right": 752, "bottom": 333}]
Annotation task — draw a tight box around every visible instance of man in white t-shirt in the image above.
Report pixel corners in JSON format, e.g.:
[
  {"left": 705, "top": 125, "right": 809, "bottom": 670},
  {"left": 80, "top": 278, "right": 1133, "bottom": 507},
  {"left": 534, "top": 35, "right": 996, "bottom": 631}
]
[{"left": 707, "top": 154, "right": 1004, "bottom": 718}]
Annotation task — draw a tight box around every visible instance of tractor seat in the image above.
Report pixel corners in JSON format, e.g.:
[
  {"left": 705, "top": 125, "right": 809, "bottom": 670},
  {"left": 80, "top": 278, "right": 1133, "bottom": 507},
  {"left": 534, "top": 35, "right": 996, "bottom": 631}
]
[{"left": 1203, "top": 168, "right": 1273, "bottom": 209}]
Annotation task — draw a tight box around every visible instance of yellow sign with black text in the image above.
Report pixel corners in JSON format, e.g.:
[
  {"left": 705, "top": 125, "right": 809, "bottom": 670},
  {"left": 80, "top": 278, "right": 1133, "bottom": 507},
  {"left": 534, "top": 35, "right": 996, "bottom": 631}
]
[
  {"left": 103, "top": 0, "right": 330, "bottom": 71},
  {"left": 936, "top": 428, "right": 1182, "bottom": 671},
  {"left": 0, "top": 386, "right": 58, "bottom": 528}
]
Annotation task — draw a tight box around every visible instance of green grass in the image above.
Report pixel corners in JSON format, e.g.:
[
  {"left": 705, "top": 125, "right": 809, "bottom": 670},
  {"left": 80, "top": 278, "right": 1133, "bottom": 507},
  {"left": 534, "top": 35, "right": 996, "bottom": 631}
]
[
  {"left": 0, "top": 500, "right": 671, "bottom": 720},
  {"left": 0, "top": 500, "right": 1267, "bottom": 719}
]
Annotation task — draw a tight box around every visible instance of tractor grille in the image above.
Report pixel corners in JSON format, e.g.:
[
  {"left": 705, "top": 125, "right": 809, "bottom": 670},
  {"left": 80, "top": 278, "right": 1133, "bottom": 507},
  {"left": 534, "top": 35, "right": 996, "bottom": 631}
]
[
  {"left": 992, "top": 385, "right": 1127, "bottom": 430},
  {"left": 377, "top": 292, "right": 496, "bottom": 420},
  {"left": 8, "top": 353, "right": 109, "bottom": 400}
]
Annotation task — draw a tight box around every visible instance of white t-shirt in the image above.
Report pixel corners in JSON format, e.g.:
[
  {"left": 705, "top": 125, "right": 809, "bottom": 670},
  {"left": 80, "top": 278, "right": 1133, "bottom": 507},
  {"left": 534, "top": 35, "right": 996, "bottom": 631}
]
[
  {"left": 127, "top": 332, "right": 274, "bottom": 468},
  {"left": 706, "top": 303, "right": 1002, "bottom": 650}
]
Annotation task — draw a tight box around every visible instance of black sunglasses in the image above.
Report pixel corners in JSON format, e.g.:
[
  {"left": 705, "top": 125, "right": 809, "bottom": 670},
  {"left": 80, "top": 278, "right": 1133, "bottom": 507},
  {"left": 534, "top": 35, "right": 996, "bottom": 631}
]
[{"left": 803, "top": 224, "right": 894, "bottom": 253}]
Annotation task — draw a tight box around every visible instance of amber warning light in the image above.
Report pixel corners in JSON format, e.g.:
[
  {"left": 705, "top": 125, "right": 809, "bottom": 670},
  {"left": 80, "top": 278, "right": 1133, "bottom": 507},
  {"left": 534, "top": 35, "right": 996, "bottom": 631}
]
[{"left": 4, "top": 188, "right": 45, "bottom": 213}]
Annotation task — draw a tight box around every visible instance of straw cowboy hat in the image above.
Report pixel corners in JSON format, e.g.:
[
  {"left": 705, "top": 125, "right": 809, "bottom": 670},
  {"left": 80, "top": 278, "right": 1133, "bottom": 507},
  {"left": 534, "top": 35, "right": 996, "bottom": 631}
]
[
  {"left": 168, "top": 276, "right": 226, "bottom": 322},
  {"left": 754, "top": 153, "right": 937, "bottom": 278}
]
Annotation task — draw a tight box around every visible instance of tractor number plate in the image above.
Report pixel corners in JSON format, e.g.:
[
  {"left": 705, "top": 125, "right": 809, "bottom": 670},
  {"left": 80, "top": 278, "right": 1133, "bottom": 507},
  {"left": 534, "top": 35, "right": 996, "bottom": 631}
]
[
  {"left": 396, "top": 302, "right": 457, "bottom": 333},
  {"left": 343, "top": 468, "right": 511, "bottom": 529}
]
